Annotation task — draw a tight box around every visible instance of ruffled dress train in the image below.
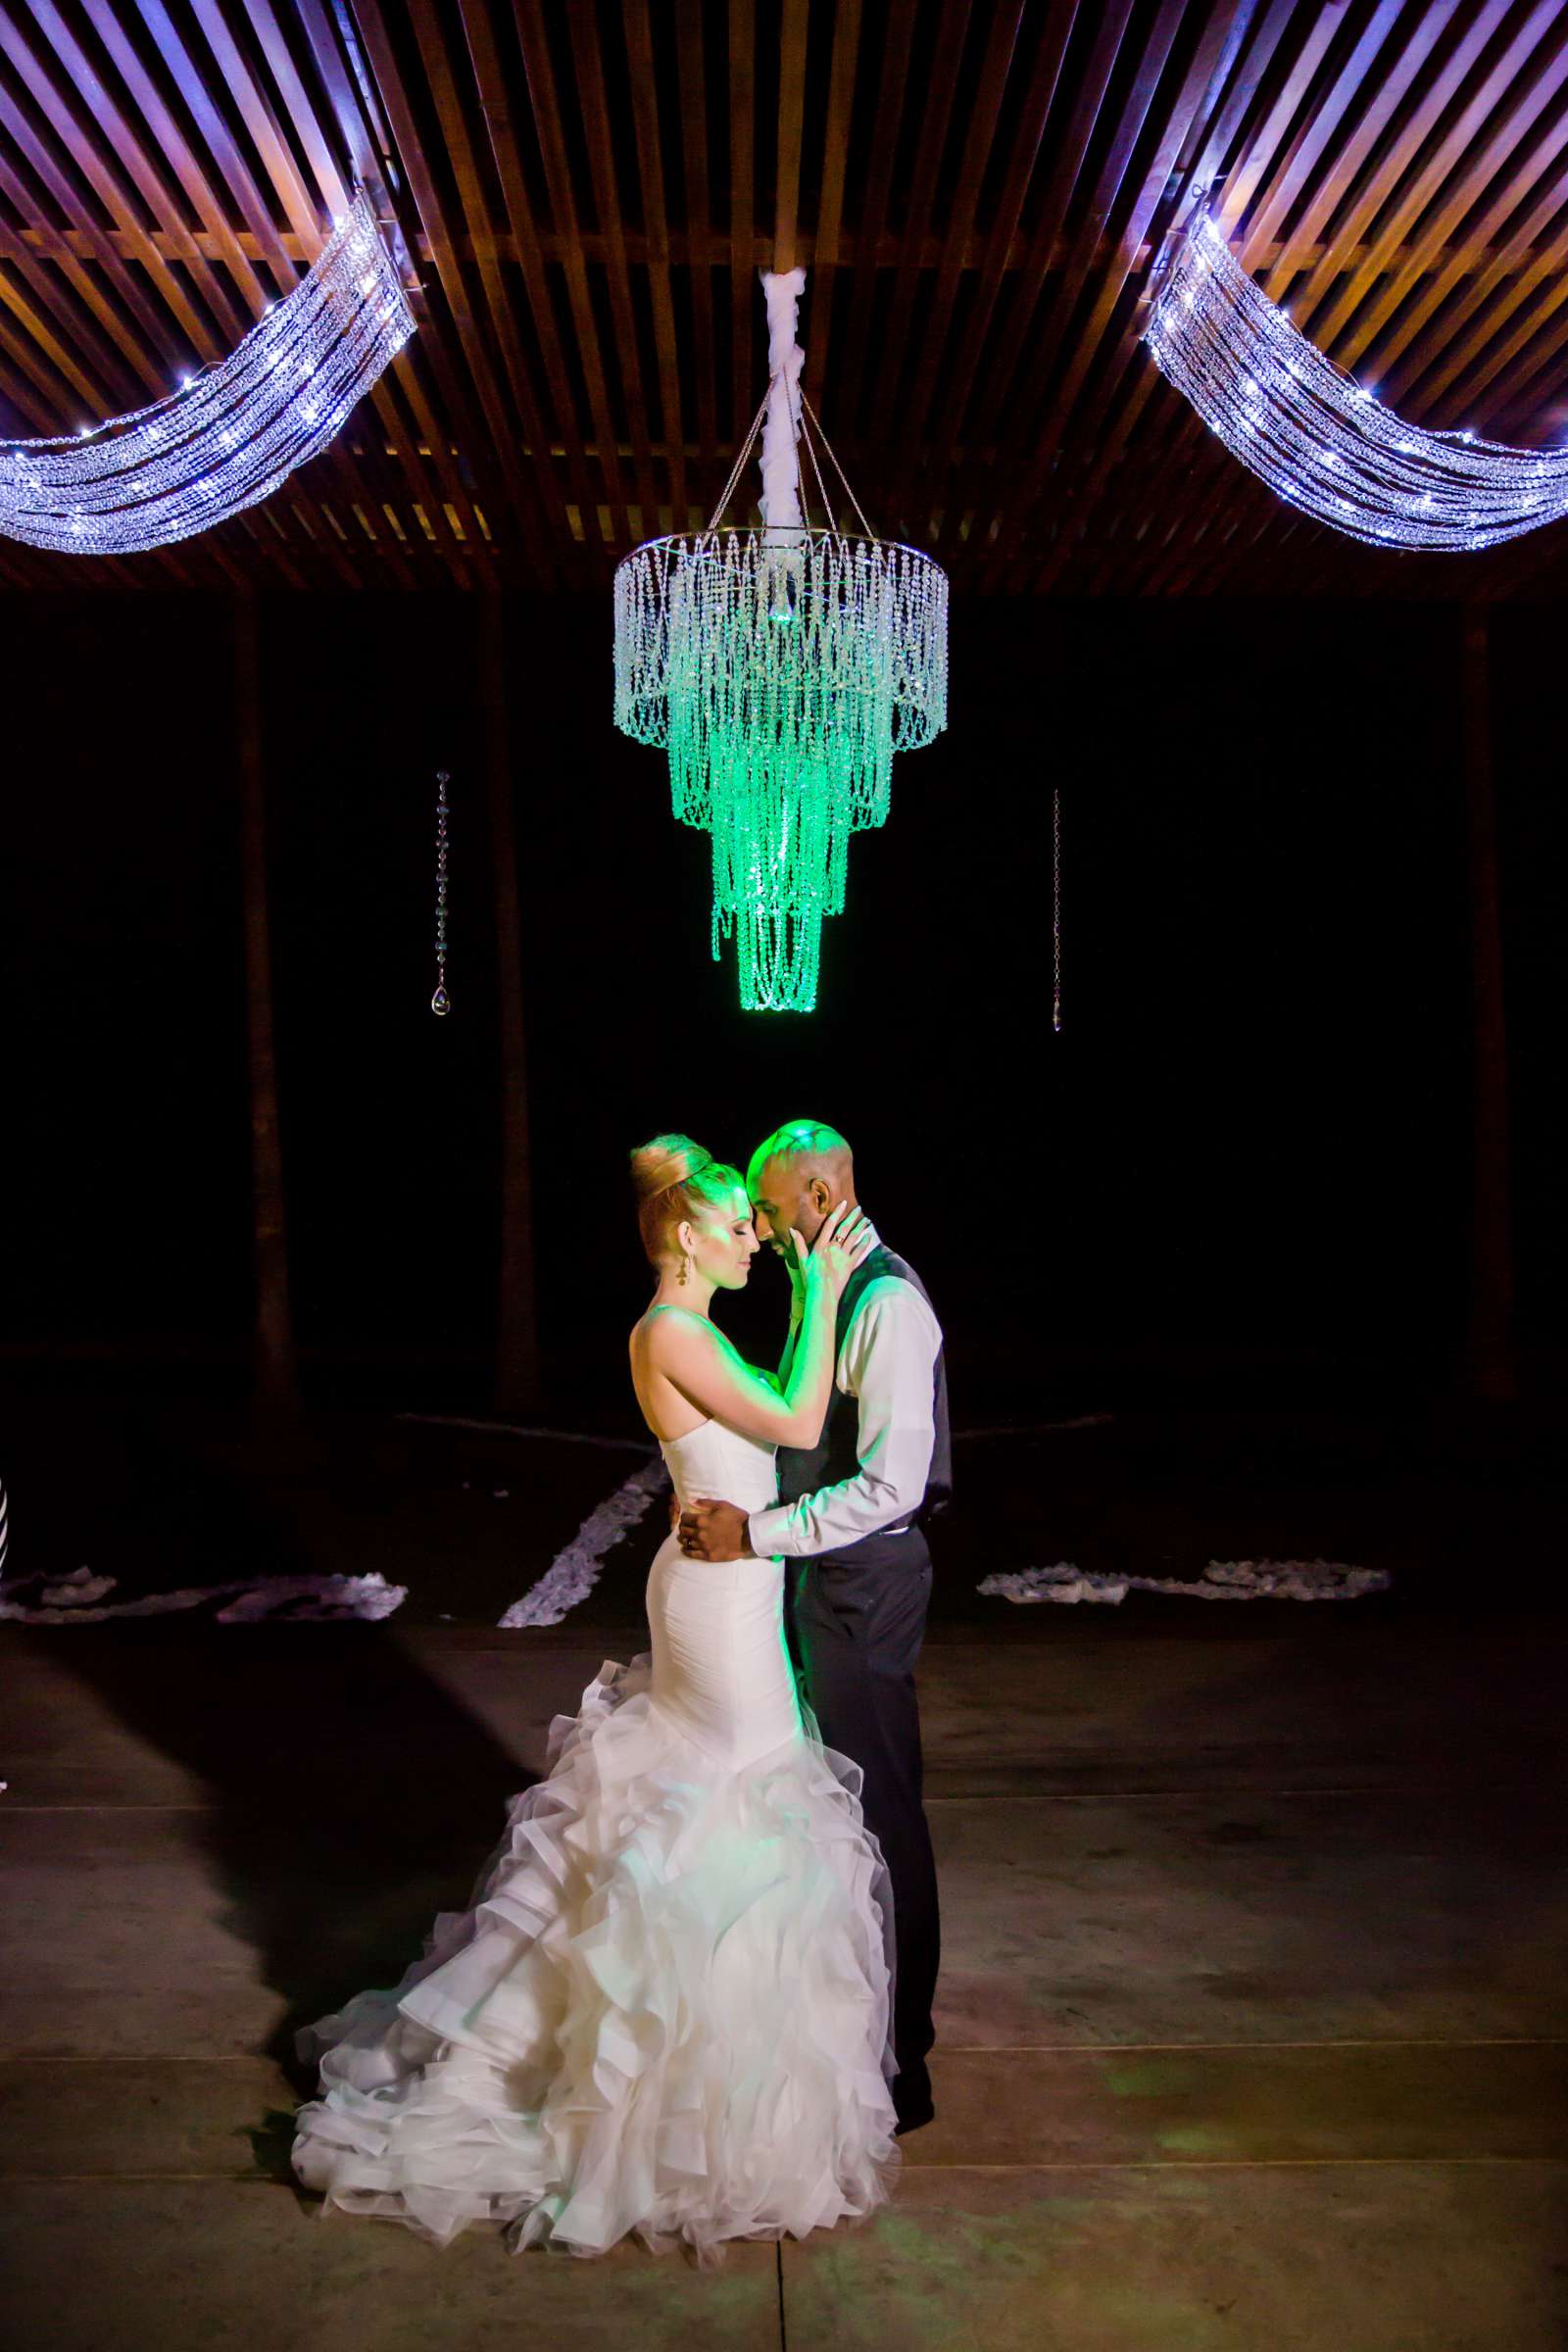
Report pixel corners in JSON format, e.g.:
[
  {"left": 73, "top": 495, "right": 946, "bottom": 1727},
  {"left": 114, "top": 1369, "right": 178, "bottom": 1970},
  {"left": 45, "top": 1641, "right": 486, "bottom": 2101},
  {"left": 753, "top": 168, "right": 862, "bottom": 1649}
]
[{"left": 289, "top": 1417, "right": 900, "bottom": 2261}]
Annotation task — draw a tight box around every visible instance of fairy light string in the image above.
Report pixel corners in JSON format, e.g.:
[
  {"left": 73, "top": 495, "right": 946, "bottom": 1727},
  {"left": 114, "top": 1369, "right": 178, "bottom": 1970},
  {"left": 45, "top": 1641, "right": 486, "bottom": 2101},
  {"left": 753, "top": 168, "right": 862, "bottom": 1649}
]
[
  {"left": 1145, "top": 215, "right": 1568, "bottom": 551},
  {"left": 0, "top": 187, "right": 414, "bottom": 557}
]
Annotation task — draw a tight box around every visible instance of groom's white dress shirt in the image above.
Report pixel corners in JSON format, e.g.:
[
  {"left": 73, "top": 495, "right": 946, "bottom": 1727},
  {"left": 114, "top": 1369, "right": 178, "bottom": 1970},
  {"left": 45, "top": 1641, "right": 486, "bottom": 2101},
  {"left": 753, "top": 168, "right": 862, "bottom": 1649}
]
[{"left": 747, "top": 1274, "right": 943, "bottom": 1558}]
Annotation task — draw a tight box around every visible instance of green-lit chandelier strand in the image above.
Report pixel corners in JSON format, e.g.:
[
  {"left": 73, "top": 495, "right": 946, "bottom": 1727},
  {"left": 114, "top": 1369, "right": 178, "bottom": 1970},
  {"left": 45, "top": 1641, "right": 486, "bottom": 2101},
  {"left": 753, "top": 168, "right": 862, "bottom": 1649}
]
[{"left": 612, "top": 270, "right": 949, "bottom": 1011}]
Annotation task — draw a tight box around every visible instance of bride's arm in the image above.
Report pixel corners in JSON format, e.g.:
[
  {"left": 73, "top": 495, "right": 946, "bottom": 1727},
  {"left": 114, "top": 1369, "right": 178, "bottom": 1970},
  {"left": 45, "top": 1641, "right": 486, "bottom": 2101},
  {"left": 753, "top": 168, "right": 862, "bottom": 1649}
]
[
  {"left": 750, "top": 1284, "right": 804, "bottom": 1398},
  {"left": 773, "top": 1258, "right": 807, "bottom": 1392},
  {"left": 648, "top": 1203, "right": 870, "bottom": 1446}
]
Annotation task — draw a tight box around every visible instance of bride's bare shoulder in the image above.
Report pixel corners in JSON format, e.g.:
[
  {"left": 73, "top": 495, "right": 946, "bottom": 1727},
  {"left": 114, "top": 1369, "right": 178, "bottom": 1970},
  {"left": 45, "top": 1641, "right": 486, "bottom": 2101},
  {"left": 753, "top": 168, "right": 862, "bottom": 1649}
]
[{"left": 629, "top": 1303, "right": 711, "bottom": 1360}]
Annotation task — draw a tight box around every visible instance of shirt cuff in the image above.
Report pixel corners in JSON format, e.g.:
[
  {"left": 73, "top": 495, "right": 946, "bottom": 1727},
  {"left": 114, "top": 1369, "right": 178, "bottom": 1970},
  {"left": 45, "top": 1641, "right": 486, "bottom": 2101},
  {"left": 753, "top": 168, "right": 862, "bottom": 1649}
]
[{"left": 748, "top": 1504, "right": 796, "bottom": 1558}]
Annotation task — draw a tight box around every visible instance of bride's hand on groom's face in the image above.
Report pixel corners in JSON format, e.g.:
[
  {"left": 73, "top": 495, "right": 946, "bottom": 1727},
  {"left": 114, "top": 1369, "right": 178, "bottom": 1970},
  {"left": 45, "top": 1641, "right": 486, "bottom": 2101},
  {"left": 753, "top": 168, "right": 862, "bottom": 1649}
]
[{"left": 808, "top": 1200, "right": 879, "bottom": 1298}]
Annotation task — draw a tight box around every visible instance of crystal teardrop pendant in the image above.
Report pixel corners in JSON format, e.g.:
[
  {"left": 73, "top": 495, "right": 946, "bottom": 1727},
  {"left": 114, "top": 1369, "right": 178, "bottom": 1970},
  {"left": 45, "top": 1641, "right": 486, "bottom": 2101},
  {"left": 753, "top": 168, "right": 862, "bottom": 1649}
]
[{"left": 431, "top": 982, "right": 450, "bottom": 1016}]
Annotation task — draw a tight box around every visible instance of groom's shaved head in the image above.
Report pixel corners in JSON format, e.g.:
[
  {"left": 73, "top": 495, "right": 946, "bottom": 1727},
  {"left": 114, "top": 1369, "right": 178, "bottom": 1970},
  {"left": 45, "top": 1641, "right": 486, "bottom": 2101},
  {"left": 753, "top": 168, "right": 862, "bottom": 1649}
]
[
  {"left": 747, "top": 1118, "right": 854, "bottom": 1193},
  {"left": 747, "top": 1120, "right": 858, "bottom": 1257}
]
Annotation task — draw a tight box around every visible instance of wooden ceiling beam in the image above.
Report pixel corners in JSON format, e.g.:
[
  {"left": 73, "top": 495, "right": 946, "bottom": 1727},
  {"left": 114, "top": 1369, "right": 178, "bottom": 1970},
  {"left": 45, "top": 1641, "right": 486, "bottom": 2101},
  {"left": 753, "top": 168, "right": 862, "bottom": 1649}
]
[
  {"left": 293, "top": 0, "right": 506, "bottom": 587},
  {"left": 623, "top": 0, "right": 689, "bottom": 527},
  {"left": 355, "top": 0, "right": 568, "bottom": 578},
  {"left": 0, "top": 249, "right": 126, "bottom": 421},
  {"left": 827, "top": 0, "right": 916, "bottom": 478},
  {"left": 466, "top": 0, "right": 660, "bottom": 551},
  {"left": 1086, "top": 2, "right": 1476, "bottom": 599},
  {"left": 10, "top": 0, "right": 1568, "bottom": 601},
  {"left": 293, "top": 0, "right": 510, "bottom": 583},
  {"left": 884, "top": 2, "right": 1025, "bottom": 537},
  {"left": 246, "top": 0, "right": 491, "bottom": 588},
  {"left": 871, "top": 0, "right": 973, "bottom": 540},
  {"left": 182, "top": 0, "right": 411, "bottom": 587},
  {"left": 920, "top": 0, "right": 1079, "bottom": 546},
  {"left": 1378, "top": 172, "right": 1568, "bottom": 420},
  {"left": 13, "top": 215, "right": 1568, "bottom": 279},
  {"left": 728, "top": 0, "right": 757, "bottom": 462},
  {"left": 946, "top": 0, "right": 1135, "bottom": 566},
  {"left": 565, "top": 3, "right": 663, "bottom": 534},
  {"left": 773, "top": 0, "right": 809, "bottom": 273},
  {"left": 1235, "top": 1, "right": 1409, "bottom": 257},
  {"left": 511, "top": 0, "right": 634, "bottom": 548},
  {"left": 799, "top": 0, "right": 860, "bottom": 422},
  {"left": 1323, "top": 15, "right": 1568, "bottom": 378},
  {"left": 1067, "top": 0, "right": 1487, "bottom": 599},
  {"left": 0, "top": 184, "right": 156, "bottom": 410},
  {"left": 1019, "top": 0, "right": 1306, "bottom": 599},
  {"left": 13, "top": 0, "right": 350, "bottom": 588},
  {"left": 675, "top": 0, "right": 720, "bottom": 497},
  {"left": 1020, "top": 0, "right": 1298, "bottom": 597},
  {"left": 396, "top": 0, "right": 564, "bottom": 581},
  {"left": 977, "top": 0, "right": 1218, "bottom": 590},
  {"left": 1286, "top": 1, "right": 1527, "bottom": 337}
]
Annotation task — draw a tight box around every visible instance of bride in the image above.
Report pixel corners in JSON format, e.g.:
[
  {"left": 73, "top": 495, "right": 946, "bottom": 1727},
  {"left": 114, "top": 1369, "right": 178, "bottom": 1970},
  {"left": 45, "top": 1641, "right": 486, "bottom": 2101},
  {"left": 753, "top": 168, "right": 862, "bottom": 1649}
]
[{"left": 289, "top": 1133, "right": 901, "bottom": 2262}]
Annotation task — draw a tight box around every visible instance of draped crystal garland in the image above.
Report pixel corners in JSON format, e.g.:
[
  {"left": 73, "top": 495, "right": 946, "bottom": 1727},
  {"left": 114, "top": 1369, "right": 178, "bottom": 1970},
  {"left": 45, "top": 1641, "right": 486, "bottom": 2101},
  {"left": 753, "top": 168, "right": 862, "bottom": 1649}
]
[
  {"left": 613, "top": 270, "right": 948, "bottom": 1011},
  {"left": 0, "top": 187, "right": 414, "bottom": 557},
  {"left": 1145, "top": 214, "right": 1568, "bottom": 552}
]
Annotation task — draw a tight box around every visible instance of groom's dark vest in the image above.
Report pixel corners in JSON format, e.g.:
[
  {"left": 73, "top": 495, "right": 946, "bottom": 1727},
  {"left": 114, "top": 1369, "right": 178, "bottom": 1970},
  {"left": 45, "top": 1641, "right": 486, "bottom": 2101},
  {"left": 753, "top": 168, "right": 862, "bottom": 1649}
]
[{"left": 776, "top": 1245, "right": 952, "bottom": 1555}]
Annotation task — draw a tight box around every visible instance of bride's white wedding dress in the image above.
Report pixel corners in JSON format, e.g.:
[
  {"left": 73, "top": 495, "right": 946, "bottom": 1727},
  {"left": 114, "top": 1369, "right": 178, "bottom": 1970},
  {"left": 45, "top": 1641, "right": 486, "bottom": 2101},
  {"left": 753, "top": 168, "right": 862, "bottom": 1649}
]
[{"left": 290, "top": 1414, "right": 900, "bottom": 2261}]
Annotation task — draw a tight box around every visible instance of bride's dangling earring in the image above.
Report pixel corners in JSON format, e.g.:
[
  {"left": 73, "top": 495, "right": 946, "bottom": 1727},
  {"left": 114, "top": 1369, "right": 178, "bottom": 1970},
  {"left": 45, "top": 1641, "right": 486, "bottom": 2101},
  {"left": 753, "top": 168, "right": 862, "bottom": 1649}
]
[{"left": 677, "top": 1252, "right": 692, "bottom": 1287}]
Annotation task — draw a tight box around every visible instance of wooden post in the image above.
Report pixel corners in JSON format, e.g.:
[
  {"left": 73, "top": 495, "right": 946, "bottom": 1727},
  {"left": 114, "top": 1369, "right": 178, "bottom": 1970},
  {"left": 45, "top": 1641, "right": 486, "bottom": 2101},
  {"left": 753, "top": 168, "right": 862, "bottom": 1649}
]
[
  {"left": 1460, "top": 606, "right": 1515, "bottom": 1402},
  {"left": 481, "top": 595, "right": 542, "bottom": 1411},
  {"left": 235, "top": 593, "right": 299, "bottom": 1419}
]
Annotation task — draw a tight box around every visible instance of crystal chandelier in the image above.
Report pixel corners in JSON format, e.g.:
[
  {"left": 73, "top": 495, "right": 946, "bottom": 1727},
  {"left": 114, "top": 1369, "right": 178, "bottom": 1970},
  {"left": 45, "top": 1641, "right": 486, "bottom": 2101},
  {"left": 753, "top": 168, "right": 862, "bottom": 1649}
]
[
  {"left": 1145, "top": 214, "right": 1568, "bottom": 551},
  {"left": 0, "top": 186, "right": 414, "bottom": 557},
  {"left": 613, "top": 270, "right": 948, "bottom": 1011}
]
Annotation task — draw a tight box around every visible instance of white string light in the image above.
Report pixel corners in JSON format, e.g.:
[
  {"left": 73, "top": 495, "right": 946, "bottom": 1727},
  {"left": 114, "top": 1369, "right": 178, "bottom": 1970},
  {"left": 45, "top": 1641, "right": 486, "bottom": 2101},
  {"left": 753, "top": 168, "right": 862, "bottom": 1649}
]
[
  {"left": 0, "top": 186, "right": 414, "bottom": 556},
  {"left": 1145, "top": 214, "right": 1568, "bottom": 552}
]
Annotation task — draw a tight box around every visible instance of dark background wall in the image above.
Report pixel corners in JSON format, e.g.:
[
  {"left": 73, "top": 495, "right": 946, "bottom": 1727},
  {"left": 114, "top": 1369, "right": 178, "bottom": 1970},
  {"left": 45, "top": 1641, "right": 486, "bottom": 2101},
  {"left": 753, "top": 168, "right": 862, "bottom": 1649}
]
[{"left": 2, "top": 589, "right": 1559, "bottom": 1423}]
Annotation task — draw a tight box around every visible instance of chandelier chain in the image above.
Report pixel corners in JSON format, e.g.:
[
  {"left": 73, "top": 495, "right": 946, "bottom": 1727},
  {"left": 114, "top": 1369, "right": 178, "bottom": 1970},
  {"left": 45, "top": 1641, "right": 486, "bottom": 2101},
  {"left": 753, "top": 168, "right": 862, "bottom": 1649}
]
[
  {"left": 793, "top": 390, "right": 837, "bottom": 535},
  {"left": 798, "top": 388, "right": 877, "bottom": 540},
  {"left": 705, "top": 385, "right": 774, "bottom": 533}
]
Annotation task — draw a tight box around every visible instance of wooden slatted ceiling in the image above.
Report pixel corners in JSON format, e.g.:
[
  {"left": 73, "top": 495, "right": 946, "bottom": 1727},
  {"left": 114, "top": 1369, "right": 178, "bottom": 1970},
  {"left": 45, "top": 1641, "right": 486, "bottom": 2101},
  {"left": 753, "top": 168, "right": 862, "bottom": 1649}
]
[{"left": 6, "top": 0, "right": 1568, "bottom": 596}]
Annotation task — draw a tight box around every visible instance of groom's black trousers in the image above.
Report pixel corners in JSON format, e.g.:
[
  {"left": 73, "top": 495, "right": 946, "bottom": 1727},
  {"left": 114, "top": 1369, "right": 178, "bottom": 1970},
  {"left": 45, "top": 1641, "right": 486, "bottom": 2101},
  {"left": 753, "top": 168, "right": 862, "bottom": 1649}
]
[{"left": 783, "top": 1529, "right": 940, "bottom": 2122}]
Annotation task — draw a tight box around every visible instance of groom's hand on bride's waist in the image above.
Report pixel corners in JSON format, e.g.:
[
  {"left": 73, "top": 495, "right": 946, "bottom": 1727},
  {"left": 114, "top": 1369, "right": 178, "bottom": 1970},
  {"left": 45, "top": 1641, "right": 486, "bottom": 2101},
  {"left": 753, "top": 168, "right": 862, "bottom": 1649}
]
[{"left": 677, "top": 1498, "right": 755, "bottom": 1562}]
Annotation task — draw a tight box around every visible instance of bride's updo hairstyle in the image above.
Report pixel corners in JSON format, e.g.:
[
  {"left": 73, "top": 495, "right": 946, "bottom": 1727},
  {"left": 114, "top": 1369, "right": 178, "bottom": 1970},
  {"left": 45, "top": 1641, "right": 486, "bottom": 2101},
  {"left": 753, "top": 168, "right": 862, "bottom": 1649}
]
[{"left": 630, "top": 1133, "right": 745, "bottom": 1267}]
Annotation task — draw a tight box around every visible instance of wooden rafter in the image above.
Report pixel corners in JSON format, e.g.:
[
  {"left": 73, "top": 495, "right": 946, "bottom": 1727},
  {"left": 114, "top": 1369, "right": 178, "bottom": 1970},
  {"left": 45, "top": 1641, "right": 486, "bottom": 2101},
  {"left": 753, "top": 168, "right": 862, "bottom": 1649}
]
[{"left": 3, "top": 0, "right": 1568, "bottom": 598}]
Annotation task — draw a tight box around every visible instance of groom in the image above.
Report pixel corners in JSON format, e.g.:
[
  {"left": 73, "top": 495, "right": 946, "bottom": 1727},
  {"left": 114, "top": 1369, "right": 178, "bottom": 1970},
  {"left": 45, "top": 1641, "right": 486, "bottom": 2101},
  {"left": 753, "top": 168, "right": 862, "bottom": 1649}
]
[{"left": 677, "top": 1118, "right": 950, "bottom": 2135}]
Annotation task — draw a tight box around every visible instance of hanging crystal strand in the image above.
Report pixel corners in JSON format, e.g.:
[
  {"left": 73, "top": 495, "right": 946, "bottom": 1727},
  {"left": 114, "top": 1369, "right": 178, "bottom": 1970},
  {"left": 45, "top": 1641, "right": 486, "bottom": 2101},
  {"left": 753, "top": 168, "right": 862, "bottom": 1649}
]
[
  {"left": 1052, "top": 786, "right": 1061, "bottom": 1034},
  {"left": 431, "top": 770, "right": 451, "bottom": 1015}
]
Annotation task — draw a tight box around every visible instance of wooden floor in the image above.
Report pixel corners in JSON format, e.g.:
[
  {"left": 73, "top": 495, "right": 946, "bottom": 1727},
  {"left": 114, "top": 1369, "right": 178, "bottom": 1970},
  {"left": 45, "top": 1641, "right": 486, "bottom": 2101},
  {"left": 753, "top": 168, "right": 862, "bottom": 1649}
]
[{"left": 2, "top": 1584, "right": 1565, "bottom": 2349}]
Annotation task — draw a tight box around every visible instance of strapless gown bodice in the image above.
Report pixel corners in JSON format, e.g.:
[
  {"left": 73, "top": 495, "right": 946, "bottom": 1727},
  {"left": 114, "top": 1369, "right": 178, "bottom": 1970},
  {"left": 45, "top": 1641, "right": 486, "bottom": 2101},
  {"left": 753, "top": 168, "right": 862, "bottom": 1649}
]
[{"left": 658, "top": 1415, "right": 778, "bottom": 1515}]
